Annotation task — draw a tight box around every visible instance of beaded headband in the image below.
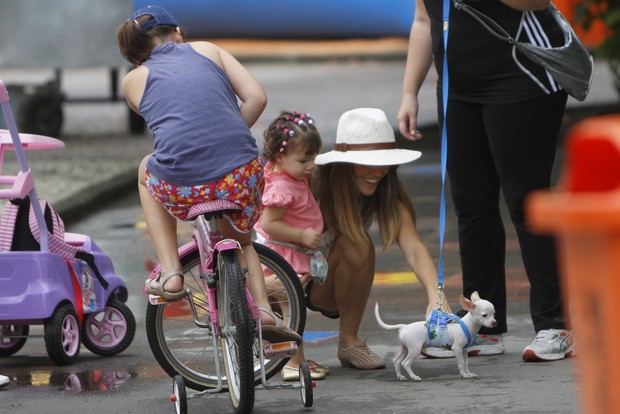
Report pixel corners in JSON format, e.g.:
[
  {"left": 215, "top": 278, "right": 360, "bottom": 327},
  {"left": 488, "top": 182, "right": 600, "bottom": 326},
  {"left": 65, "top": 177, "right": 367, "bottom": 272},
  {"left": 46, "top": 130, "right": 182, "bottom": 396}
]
[{"left": 273, "top": 112, "right": 314, "bottom": 153}]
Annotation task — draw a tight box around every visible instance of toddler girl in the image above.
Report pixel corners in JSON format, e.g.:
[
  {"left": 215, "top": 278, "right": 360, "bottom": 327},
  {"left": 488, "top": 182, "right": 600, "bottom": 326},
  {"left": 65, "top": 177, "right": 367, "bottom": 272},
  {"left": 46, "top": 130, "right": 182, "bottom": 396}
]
[{"left": 255, "top": 111, "right": 329, "bottom": 381}]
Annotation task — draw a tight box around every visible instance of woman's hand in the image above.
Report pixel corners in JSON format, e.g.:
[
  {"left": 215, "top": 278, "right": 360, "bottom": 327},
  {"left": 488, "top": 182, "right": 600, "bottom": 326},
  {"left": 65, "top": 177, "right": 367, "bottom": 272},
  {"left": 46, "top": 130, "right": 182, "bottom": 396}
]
[
  {"left": 397, "top": 95, "right": 424, "bottom": 141},
  {"left": 426, "top": 292, "right": 453, "bottom": 318}
]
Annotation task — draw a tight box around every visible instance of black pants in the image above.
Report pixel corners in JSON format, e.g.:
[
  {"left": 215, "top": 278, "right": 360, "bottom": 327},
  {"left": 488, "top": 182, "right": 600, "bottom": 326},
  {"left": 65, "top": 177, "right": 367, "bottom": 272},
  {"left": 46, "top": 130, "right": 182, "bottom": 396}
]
[{"left": 442, "top": 91, "right": 568, "bottom": 334}]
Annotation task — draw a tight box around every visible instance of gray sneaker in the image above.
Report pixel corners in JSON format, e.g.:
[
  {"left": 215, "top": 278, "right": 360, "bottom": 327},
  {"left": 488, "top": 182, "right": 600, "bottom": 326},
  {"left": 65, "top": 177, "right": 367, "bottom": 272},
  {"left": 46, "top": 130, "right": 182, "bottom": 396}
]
[
  {"left": 522, "top": 329, "right": 574, "bottom": 362},
  {"left": 468, "top": 334, "right": 505, "bottom": 356},
  {"left": 421, "top": 346, "right": 454, "bottom": 358}
]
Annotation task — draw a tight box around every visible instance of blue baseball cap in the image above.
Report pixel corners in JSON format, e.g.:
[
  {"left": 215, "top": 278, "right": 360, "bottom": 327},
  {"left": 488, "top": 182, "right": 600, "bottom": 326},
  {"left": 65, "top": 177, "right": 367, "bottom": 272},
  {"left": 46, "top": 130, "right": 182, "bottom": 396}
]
[{"left": 130, "top": 5, "right": 179, "bottom": 31}]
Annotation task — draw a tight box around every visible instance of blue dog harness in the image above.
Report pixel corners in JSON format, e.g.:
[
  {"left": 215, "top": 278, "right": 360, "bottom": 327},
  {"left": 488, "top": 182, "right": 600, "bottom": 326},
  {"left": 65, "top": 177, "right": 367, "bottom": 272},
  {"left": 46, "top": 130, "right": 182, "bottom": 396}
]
[{"left": 426, "top": 309, "right": 473, "bottom": 350}]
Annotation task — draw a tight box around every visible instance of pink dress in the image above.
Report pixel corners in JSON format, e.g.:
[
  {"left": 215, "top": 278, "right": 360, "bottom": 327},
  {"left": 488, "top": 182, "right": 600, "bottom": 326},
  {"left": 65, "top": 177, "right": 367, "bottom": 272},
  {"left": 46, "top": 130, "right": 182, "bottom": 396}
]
[{"left": 255, "top": 163, "right": 323, "bottom": 275}]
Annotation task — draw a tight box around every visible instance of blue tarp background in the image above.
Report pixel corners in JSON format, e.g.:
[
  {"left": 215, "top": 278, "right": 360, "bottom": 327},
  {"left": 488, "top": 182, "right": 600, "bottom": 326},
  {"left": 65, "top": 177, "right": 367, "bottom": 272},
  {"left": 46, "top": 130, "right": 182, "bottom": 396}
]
[{"left": 133, "top": 0, "right": 415, "bottom": 39}]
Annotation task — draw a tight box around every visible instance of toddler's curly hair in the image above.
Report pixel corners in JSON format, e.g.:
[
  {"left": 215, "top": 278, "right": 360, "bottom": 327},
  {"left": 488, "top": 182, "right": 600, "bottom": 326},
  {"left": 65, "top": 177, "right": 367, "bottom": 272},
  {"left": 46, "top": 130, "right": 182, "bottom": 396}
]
[{"left": 262, "top": 111, "right": 322, "bottom": 162}]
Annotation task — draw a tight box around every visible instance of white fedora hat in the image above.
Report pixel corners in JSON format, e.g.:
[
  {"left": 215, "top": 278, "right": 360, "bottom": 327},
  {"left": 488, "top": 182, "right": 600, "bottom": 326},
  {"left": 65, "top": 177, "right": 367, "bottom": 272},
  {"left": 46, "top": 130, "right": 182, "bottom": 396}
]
[{"left": 315, "top": 108, "right": 421, "bottom": 166}]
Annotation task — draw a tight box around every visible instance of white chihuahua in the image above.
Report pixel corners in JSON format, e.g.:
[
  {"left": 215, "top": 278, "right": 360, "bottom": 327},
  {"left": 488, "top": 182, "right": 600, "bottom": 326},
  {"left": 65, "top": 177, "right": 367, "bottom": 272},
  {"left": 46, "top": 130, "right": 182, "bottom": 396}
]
[{"left": 375, "top": 291, "right": 497, "bottom": 381}]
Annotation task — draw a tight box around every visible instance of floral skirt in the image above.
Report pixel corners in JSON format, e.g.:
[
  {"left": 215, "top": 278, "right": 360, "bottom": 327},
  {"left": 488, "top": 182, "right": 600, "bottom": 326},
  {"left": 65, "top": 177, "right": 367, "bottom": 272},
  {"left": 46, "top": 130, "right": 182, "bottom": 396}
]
[{"left": 145, "top": 157, "right": 264, "bottom": 232}]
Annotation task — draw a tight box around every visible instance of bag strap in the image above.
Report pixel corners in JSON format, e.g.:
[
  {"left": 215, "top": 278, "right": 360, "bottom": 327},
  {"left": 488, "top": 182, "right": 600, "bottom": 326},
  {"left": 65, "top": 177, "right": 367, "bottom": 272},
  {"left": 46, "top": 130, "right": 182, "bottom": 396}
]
[
  {"left": 0, "top": 202, "right": 19, "bottom": 251},
  {"left": 28, "top": 199, "right": 79, "bottom": 259},
  {"left": 454, "top": 0, "right": 517, "bottom": 44},
  {"left": 455, "top": 0, "right": 569, "bottom": 48},
  {"left": 27, "top": 199, "right": 110, "bottom": 290}
]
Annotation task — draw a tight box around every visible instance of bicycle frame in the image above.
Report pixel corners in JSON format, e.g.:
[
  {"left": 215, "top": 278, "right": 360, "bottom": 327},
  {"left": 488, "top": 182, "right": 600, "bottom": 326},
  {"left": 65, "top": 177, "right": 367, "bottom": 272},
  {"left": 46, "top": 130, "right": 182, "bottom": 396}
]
[
  {"left": 146, "top": 200, "right": 313, "bottom": 412},
  {"left": 148, "top": 203, "right": 260, "bottom": 395},
  {"left": 194, "top": 212, "right": 261, "bottom": 335}
]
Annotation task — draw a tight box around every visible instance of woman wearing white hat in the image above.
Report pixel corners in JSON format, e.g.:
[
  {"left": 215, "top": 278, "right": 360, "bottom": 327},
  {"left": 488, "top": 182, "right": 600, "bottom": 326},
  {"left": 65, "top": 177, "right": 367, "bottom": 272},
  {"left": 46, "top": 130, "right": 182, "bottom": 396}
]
[{"left": 307, "top": 108, "right": 450, "bottom": 369}]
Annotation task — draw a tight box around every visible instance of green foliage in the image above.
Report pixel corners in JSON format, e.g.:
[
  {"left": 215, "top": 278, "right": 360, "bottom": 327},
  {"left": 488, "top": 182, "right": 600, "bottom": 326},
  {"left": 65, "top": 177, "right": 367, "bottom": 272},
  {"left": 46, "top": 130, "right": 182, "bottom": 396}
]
[{"left": 575, "top": 0, "right": 620, "bottom": 59}]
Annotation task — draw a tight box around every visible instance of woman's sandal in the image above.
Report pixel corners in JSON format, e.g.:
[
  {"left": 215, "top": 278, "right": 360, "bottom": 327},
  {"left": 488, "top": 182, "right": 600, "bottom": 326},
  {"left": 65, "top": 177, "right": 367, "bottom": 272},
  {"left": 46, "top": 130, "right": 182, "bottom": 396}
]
[
  {"left": 144, "top": 270, "right": 187, "bottom": 300},
  {"left": 258, "top": 307, "right": 303, "bottom": 345},
  {"left": 337, "top": 341, "right": 386, "bottom": 370}
]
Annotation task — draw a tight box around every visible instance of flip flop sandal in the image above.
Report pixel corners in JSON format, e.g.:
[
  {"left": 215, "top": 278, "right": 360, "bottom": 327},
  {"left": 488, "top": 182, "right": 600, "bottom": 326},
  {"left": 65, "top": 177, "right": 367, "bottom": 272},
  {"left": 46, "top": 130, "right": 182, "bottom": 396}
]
[
  {"left": 145, "top": 271, "right": 187, "bottom": 300},
  {"left": 258, "top": 307, "right": 303, "bottom": 345}
]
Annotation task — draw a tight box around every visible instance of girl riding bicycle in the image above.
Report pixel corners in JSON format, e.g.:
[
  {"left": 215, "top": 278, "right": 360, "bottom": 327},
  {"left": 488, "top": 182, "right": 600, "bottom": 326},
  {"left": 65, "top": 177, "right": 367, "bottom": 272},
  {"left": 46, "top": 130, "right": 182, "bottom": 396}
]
[
  {"left": 254, "top": 111, "right": 329, "bottom": 381},
  {"left": 116, "top": 5, "right": 300, "bottom": 343}
]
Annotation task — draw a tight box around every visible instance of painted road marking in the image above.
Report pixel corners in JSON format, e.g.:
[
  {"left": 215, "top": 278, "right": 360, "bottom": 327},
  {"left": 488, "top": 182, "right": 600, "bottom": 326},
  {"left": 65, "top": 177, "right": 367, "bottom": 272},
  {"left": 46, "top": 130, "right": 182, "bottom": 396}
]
[
  {"left": 374, "top": 272, "right": 419, "bottom": 286},
  {"left": 304, "top": 331, "right": 339, "bottom": 342},
  {"left": 302, "top": 273, "right": 419, "bottom": 342}
]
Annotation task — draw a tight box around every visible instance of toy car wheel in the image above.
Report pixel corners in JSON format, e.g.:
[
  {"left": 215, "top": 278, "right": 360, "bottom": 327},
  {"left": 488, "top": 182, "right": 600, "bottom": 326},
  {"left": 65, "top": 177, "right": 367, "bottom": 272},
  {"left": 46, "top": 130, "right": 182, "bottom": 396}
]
[
  {"left": 172, "top": 375, "right": 187, "bottom": 414},
  {"left": 299, "top": 362, "right": 313, "bottom": 407},
  {"left": 82, "top": 298, "right": 136, "bottom": 356},
  {"left": 0, "top": 324, "right": 29, "bottom": 357},
  {"left": 44, "top": 303, "right": 81, "bottom": 365}
]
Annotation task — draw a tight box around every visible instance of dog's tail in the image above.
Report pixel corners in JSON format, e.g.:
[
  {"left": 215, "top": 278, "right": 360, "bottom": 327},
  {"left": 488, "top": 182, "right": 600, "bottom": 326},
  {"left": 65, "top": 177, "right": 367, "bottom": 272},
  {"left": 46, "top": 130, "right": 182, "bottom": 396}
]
[{"left": 374, "top": 302, "right": 407, "bottom": 330}]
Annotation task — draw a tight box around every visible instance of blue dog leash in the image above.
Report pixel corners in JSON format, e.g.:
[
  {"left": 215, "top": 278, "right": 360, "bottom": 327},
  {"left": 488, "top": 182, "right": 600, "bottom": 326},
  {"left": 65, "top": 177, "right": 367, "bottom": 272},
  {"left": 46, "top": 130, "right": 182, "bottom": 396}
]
[
  {"left": 437, "top": 0, "right": 450, "bottom": 295},
  {"left": 430, "top": 0, "right": 450, "bottom": 313},
  {"left": 426, "top": 0, "right": 473, "bottom": 348}
]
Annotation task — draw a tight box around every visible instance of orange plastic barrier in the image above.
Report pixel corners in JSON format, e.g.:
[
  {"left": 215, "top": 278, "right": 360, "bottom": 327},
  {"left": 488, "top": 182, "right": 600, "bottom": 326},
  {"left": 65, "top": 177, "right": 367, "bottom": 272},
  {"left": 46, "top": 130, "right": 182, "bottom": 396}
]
[{"left": 527, "top": 114, "right": 620, "bottom": 414}]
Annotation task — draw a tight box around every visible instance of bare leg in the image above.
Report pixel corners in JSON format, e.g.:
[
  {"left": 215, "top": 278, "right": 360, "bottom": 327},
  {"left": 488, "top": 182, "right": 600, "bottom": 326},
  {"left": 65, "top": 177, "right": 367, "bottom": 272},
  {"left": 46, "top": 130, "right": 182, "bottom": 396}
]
[
  {"left": 217, "top": 219, "right": 268, "bottom": 307},
  {"left": 264, "top": 272, "right": 324, "bottom": 377},
  {"left": 309, "top": 235, "right": 375, "bottom": 348},
  {"left": 216, "top": 219, "right": 302, "bottom": 344},
  {"left": 275, "top": 274, "right": 311, "bottom": 369},
  {"left": 216, "top": 219, "right": 277, "bottom": 319},
  {"left": 139, "top": 155, "right": 183, "bottom": 293}
]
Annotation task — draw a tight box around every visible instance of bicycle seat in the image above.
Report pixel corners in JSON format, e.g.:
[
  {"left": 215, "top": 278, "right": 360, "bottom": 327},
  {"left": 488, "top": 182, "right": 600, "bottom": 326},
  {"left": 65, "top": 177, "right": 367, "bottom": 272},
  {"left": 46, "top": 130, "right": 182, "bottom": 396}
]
[{"left": 187, "top": 199, "right": 241, "bottom": 221}]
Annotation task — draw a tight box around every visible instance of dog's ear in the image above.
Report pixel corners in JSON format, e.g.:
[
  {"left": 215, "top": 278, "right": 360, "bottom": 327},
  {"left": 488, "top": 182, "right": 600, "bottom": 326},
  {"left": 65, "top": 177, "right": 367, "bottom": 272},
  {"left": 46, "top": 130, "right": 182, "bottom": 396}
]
[
  {"left": 470, "top": 291, "right": 481, "bottom": 302},
  {"left": 459, "top": 294, "right": 476, "bottom": 312}
]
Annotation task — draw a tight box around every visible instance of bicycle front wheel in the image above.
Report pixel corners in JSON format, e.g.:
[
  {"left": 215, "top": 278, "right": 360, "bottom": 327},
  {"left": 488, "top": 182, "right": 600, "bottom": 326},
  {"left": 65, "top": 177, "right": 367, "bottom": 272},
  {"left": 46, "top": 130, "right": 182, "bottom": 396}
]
[
  {"left": 145, "top": 242, "right": 305, "bottom": 391},
  {"left": 218, "top": 249, "right": 255, "bottom": 414}
]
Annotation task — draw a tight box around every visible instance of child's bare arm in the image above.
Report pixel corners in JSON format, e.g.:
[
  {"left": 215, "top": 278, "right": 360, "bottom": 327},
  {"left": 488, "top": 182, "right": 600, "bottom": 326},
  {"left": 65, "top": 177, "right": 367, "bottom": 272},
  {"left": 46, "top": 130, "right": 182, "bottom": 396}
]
[
  {"left": 217, "top": 46, "right": 267, "bottom": 127},
  {"left": 261, "top": 206, "right": 320, "bottom": 250}
]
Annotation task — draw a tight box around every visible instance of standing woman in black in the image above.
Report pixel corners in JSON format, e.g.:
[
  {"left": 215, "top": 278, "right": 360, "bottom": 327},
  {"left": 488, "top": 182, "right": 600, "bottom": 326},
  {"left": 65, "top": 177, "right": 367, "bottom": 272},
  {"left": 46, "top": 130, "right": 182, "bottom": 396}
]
[{"left": 397, "top": 0, "right": 574, "bottom": 362}]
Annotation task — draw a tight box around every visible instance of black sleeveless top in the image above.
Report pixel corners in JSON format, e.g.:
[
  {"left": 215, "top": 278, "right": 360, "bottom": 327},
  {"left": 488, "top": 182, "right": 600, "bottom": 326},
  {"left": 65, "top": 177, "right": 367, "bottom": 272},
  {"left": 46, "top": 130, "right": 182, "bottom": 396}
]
[{"left": 425, "top": 0, "right": 566, "bottom": 103}]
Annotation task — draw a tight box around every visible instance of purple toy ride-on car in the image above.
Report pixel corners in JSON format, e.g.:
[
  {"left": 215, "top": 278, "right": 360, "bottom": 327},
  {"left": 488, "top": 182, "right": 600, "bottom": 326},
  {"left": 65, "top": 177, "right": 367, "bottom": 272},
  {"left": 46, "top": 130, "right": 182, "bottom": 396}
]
[{"left": 0, "top": 80, "right": 135, "bottom": 365}]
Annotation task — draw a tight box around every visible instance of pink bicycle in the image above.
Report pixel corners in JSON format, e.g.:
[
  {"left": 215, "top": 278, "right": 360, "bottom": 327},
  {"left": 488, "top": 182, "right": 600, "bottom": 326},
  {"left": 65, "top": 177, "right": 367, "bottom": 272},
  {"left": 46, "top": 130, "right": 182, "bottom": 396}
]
[{"left": 145, "top": 199, "right": 313, "bottom": 413}]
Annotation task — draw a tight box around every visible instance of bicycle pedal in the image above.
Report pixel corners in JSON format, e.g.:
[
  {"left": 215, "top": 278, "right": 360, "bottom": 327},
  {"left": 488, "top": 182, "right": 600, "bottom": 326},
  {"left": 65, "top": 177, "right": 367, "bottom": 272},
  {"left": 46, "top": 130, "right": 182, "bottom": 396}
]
[
  {"left": 149, "top": 294, "right": 168, "bottom": 305},
  {"left": 148, "top": 294, "right": 184, "bottom": 305},
  {"left": 263, "top": 341, "right": 298, "bottom": 359}
]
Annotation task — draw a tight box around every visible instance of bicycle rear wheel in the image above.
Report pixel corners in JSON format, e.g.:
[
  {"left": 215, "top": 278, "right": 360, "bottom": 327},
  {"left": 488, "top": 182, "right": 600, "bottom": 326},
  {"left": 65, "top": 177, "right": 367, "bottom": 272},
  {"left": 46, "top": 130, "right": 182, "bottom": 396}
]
[
  {"left": 145, "top": 242, "right": 306, "bottom": 391},
  {"left": 218, "top": 249, "right": 255, "bottom": 413}
]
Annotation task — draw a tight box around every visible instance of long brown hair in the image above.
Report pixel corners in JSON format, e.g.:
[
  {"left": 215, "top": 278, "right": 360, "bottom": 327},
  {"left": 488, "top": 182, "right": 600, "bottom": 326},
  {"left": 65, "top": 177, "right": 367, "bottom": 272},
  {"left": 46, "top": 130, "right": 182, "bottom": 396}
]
[{"left": 313, "top": 163, "right": 416, "bottom": 251}]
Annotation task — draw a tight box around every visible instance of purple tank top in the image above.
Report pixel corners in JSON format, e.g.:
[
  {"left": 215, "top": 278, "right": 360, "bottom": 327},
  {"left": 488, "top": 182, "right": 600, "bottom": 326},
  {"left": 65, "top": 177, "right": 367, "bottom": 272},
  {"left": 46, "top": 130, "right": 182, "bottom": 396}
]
[{"left": 140, "top": 42, "right": 258, "bottom": 186}]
